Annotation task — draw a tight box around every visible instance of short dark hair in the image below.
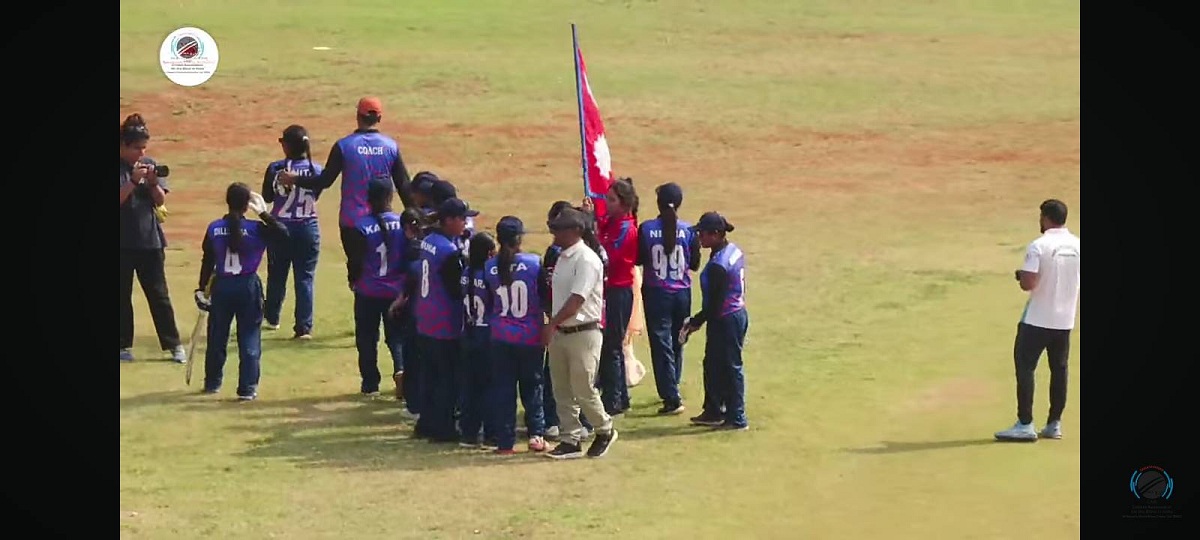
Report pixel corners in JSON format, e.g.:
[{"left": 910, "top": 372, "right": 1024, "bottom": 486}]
[{"left": 1040, "top": 199, "right": 1068, "bottom": 225}]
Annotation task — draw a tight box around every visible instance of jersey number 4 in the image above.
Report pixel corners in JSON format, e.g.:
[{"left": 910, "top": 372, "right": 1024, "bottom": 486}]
[{"left": 224, "top": 249, "right": 242, "bottom": 274}]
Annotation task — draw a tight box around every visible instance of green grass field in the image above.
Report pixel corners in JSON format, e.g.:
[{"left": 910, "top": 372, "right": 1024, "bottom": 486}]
[{"left": 119, "top": 1, "right": 1080, "bottom": 537}]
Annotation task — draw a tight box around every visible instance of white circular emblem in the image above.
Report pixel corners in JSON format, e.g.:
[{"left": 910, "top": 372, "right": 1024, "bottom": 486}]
[{"left": 159, "top": 27, "right": 219, "bottom": 87}]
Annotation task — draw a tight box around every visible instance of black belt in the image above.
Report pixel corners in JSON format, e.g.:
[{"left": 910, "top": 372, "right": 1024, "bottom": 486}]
[{"left": 558, "top": 321, "right": 600, "bottom": 334}]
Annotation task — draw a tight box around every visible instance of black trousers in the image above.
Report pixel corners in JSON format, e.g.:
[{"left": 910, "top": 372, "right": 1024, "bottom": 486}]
[
  {"left": 1013, "top": 322, "right": 1071, "bottom": 425},
  {"left": 120, "top": 248, "right": 182, "bottom": 350},
  {"left": 340, "top": 226, "right": 356, "bottom": 286}
]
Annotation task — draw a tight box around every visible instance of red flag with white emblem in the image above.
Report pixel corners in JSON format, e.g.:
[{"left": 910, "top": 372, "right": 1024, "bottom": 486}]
[{"left": 573, "top": 24, "right": 613, "bottom": 219}]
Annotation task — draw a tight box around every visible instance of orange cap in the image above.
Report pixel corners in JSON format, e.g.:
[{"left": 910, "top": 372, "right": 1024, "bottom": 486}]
[{"left": 357, "top": 97, "right": 383, "bottom": 116}]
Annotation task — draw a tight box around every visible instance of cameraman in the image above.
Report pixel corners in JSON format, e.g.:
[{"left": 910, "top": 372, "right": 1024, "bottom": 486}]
[{"left": 120, "top": 113, "right": 186, "bottom": 363}]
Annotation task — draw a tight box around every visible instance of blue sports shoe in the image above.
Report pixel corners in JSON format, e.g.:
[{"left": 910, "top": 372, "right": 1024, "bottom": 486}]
[{"left": 120, "top": 349, "right": 134, "bottom": 362}]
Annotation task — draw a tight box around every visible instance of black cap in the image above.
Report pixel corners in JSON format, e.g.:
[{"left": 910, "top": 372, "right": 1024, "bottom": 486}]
[
  {"left": 691, "top": 211, "right": 734, "bottom": 233},
  {"left": 412, "top": 171, "right": 439, "bottom": 194},
  {"left": 656, "top": 182, "right": 683, "bottom": 210},
  {"left": 429, "top": 179, "right": 458, "bottom": 204},
  {"left": 549, "top": 207, "right": 588, "bottom": 231},
  {"left": 435, "top": 197, "right": 479, "bottom": 219},
  {"left": 368, "top": 176, "right": 394, "bottom": 200},
  {"left": 496, "top": 216, "right": 525, "bottom": 242}
]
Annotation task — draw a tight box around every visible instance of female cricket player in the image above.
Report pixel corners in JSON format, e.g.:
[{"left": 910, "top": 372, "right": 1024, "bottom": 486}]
[
  {"left": 584, "top": 179, "right": 640, "bottom": 415},
  {"left": 637, "top": 183, "right": 701, "bottom": 415},
  {"left": 459, "top": 232, "right": 497, "bottom": 448},
  {"left": 345, "top": 178, "right": 408, "bottom": 396},
  {"left": 195, "top": 182, "right": 289, "bottom": 400},
  {"left": 540, "top": 201, "right": 598, "bottom": 440},
  {"left": 412, "top": 197, "right": 477, "bottom": 442},
  {"left": 261, "top": 125, "right": 325, "bottom": 339},
  {"left": 389, "top": 207, "right": 426, "bottom": 409},
  {"left": 680, "top": 212, "right": 749, "bottom": 430},
  {"left": 485, "top": 217, "right": 549, "bottom": 454}
]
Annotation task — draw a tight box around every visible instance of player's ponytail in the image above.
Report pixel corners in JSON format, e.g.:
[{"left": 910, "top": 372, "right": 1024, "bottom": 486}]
[
  {"left": 225, "top": 183, "right": 252, "bottom": 253},
  {"left": 497, "top": 233, "right": 521, "bottom": 287},
  {"left": 367, "top": 176, "right": 394, "bottom": 256},
  {"left": 656, "top": 182, "right": 683, "bottom": 254},
  {"left": 466, "top": 232, "right": 496, "bottom": 323}
]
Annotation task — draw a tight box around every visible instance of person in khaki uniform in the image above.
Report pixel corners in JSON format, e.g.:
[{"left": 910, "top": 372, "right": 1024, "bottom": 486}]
[{"left": 541, "top": 208, "right": 619, "bottom": 459}]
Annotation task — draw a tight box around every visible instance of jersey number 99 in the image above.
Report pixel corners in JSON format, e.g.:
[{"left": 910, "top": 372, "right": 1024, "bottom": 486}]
[{"left": 651, "top": 244, "right": 686, "bottom": 281}]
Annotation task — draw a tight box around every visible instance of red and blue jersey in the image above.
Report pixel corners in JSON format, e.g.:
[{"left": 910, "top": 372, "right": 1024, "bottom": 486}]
[
  {"left": 265, "top": 158, "right": 324, "bottom": 224},
  {"left": 336, "top": 132, "right": 400, "bottom": 228},
  {"left": 599, "top": 213, "right": 638, "bottom": 288},
  {"left": 700, "top": 242, "right": 747, "bottom": 317},
  {"left": 638, "top": 218, "right": 696, "bottom": 291},
  {"left": 354, "top": 212, "right": 407, "bottom": 299},
  {"left": 415, "top": 231, "right": 464, "bottom": 339},
  {"left": 484, "top": 253, "right": 543, "bottom": 346},
  {"left": 206, "top": 218, "right": 269, "bottom": 278}
]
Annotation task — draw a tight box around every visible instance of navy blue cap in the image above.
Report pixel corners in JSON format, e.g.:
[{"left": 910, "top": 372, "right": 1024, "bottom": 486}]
[
  {"left": 656, "top": 182, "right": 683, "bottom": 210},
  {"left": 496, "top": 216, "right": 525, "bottom": 242},
  {"left": 435, "top": 197, "right": 479, "bottom": 219},
  {"left": 691, "top": 211, "right": 734, "bottom": 233},
  {"left": 429, "top": 179, "right": 458, "bottom": 204}
]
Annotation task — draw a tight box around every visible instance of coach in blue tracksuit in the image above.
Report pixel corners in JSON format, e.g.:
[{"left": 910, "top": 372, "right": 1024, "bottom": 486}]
[
  {"left": 196, "top": 183, "right": 289, "bottom": 400},
  {"left": 276, "top": 96, "right": 413, "bottom": 285},
  {"left": 681, "top": 212, "right": 750, "bottom": 430},
  {"left": 637, "top": 183, "right": 701, "bottom": 415},
  {"left": 261, "top": 124, "right": 325, "bottom": 339}
]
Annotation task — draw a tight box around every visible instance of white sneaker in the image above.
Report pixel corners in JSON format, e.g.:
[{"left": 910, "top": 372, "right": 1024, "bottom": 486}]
[
  {"left": 994, "top": 421, "right": 1038, "bottom": 442},
  {"left": 1040, "top": 421, "right": 1062, "bottom": 440},
  {"left": 264, "top": 322, "right": 280, "bottom": 330}
]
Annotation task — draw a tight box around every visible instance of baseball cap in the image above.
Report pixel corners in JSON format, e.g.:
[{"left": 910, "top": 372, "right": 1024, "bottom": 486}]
[
  {"left": 435, "top": 198, "right": 479, "bottom": 219},
  {"left": 496, "top": 216, "right": 525, "bottom": 242},
  {"left": 357, "top": 96, "right": 384, "bottom": 117},
  {"left": 399, "top": 207, "right": 423, "bottom": 228},
  {"left": 691, "top": 211, "right": 735, "bottom": 233},
  {"left": 549, "top": 207, "right": 588, "bottom": 231},
  {"left": 429, "top": 179, "right": 458, "bottom": 204},
  {"left": 656, "top": 182, "right": 683, "bottom": 210}
]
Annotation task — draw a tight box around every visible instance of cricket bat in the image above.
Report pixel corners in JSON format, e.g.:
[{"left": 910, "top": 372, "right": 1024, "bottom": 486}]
[
  {"left": 186, "top": 275, "right": 215, "bottom": 386},
  {"left": 185, "top": 312, "right": 206, "bottom": 386}
]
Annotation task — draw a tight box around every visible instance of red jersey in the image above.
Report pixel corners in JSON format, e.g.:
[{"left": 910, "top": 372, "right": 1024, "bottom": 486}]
[{"left": 598, "top": 212, "right": 638, "bottom": 289}]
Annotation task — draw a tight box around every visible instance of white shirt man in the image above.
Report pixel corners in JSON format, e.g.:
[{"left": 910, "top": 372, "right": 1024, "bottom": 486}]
[
  {"left": 543, "top": 208, "right": 617, "bottom": 459},
  {"left": 996, "top": 199, "right": 1080, "bottom": 442}
]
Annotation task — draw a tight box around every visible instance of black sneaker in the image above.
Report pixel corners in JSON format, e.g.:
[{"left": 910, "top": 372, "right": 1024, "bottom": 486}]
[
  {"left": 658, "top": 403, "right": 686, "bottom": 415},
  {"left": 586, "top": 429, "right": 618, "bottom": 458},
  {"left": 546, "top": 442, "right": 584, "bottom": 460},
  {"left": 690, "top": 412, "right": 724, "bottom": 426}
]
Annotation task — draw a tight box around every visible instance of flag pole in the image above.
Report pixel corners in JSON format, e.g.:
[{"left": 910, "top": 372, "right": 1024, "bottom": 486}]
[{"left": 572, "top": 23, "right": 591, "bottom": 198}]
